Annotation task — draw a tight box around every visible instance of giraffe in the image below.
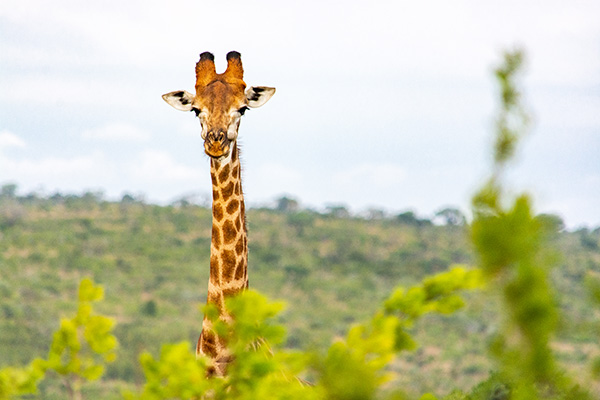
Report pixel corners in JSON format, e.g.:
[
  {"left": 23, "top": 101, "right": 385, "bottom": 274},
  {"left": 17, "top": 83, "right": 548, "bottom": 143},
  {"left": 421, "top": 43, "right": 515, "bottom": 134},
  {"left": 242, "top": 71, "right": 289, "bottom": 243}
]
[{"left": 162, "top": 51, "right": 275, "bottom": 376}]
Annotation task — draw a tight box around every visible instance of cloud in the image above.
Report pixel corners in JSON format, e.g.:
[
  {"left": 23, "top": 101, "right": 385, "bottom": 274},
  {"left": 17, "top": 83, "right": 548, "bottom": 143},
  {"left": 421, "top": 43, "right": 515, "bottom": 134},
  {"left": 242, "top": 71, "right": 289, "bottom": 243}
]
[
  {"left": 0, "top": 150, "right": 110, "bottom": 196},
  {"left": 533, "top": 91, "right": 600, "bottom": 129},
  {"left": 246, "top": 162, "right": 305, "bottom": 201},
  {"left": 82, "top": 123, "right": 150, "bottom": 142},
  {"left": 0, "top": 76, "right": 137, "bottom": 107},
  {"left": 334, "top": 163, "right": 407, "bottom": 188},
  {"left": 0, "top": 147, "right": 204, "bottom": 202},
  {"left": 131, "top": 149, "right": 202, "bottom": 183},
  {"left": 1, "top": 0, "right": 599, "bottom": 227},
  {"left": 0, "top": 130, "right": 26, "bottom": 150},
  {"left": 2, "top": 153, "right": 100, "bottom": 179}
]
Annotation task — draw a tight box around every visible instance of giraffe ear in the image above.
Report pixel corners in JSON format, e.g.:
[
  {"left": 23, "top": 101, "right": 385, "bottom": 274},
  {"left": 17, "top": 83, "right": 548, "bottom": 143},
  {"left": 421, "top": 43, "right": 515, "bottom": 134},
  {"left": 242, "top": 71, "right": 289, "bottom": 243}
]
[
  {"left": 162, "top": 91, "right": 195, "bottom": 112},
  {"left": 245, "top": 86, "right": 276, "bottom": 108}
]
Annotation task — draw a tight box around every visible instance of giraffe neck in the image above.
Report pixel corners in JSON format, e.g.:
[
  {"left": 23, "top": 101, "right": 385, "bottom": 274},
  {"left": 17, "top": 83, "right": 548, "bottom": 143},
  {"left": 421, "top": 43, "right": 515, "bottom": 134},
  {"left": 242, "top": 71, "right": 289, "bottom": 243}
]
[
  {"left": 197, "top": 144, "right": 248, "bottom": 375},
  {"left": 208, "top": 144, "right": 248, "bottom": 299}
]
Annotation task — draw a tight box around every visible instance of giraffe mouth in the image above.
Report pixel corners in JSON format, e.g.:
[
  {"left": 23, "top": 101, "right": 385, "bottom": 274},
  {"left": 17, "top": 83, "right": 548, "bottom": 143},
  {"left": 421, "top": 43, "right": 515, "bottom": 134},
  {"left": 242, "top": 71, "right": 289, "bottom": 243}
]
[
  {"left": 204, "top": 132, "right": 231, "bottom": 159},
  {"left": 205, "top": 143, "right": 231, "bottom": 159}
]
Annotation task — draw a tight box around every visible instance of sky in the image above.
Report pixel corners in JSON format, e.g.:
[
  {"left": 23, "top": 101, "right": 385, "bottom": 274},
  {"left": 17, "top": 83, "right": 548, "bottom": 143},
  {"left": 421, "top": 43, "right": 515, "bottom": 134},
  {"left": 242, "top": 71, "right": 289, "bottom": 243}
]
[{"left": 1, "top": 1, "right": 599, "bottom": 228}]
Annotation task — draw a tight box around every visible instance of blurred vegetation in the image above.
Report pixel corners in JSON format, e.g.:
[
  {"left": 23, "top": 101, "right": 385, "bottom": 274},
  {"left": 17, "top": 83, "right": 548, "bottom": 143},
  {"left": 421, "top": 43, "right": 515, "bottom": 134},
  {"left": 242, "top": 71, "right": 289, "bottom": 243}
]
[
  {"left": 0, "top": 279, "right": 117, "bottom": 399},
  {"left": 1, "top": 50, "right": 600, "bottom": 398}
]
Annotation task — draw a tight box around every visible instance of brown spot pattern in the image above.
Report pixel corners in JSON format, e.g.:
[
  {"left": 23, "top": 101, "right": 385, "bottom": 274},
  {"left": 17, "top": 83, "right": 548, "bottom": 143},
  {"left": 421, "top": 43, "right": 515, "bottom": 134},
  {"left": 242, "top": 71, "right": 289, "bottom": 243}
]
[
  {"left": 222, "top": 220, "right": 237, "bottom": 244},
  {"left": 222, "top": 287, "right": 239, "bottom": 297},
  {"left": 221, "top": 182, "right": 234, "bottom": 198},
  {"left": 213, "top": 204, "right": 224, "bottom": 221},
  {"left": 235, "top": 260, "right": 246, "bottom": 280},
  {"left": 210, "top": 256, "right": 220, "bottom": 283},
  {"left": 201, "top": 330, "right": 217, "bottom": 356},
  {"left": 235, "top": 237, "right": 244, "bottom": 254},
  {"left": 226, "top": 199, "right": 239, "bottom": 215},
  {"left": 212, "top": 226, "right": 221, "bottom": 247},
  {"left": 218, "top": 164, "right": 230, "bottom": 184},
  {"left": 221, "top": 250, "right": 236, "bottom": 281},
  {"left": 207, "top": 290, "right": 221, "bottom": 305}
]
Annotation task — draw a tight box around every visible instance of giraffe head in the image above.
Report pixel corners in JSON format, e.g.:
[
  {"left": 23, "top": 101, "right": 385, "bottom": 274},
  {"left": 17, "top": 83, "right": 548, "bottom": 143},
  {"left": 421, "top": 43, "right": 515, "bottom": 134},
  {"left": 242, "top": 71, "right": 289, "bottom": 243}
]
[{"left": 162, "top": 51, "right": 275, "bottom": 159}]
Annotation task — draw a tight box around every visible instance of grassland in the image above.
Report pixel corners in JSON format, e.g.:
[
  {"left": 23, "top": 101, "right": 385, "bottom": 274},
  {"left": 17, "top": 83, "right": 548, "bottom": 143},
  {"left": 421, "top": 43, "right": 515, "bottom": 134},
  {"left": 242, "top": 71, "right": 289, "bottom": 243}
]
[{"left": 1, "top": 192, "right": 599, "bottom": 398}]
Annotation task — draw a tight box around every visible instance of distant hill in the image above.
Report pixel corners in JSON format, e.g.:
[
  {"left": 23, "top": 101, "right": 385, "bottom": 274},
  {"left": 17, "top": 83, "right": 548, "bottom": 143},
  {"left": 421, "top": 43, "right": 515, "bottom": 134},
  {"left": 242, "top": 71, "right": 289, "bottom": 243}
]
[{"left": 1, "top": 190, "right": 599, "bottom": 398}]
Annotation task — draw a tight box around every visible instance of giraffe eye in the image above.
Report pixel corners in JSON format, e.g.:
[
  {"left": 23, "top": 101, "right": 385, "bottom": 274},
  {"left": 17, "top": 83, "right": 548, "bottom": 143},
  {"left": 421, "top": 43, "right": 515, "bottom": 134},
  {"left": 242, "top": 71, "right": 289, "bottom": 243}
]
[
  {"left": 238, "top": 106, "right": 249, "bottom": 116},
  {"left": 192, "top": 108, "right": 201, "bottom": 117}
]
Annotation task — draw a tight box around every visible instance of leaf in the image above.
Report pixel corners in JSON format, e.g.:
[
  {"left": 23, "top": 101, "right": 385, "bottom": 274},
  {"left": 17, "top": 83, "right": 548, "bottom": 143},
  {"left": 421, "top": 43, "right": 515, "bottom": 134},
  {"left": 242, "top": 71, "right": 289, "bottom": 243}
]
[{"left": 78, "top": 278, "right": 104, "bottom": 302}]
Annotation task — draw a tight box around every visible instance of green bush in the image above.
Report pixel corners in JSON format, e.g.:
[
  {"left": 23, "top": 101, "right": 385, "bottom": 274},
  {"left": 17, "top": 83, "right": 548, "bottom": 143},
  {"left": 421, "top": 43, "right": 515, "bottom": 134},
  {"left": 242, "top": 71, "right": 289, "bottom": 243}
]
[{"left": 0, "top": 279, "right": 117, "bottom": 399}]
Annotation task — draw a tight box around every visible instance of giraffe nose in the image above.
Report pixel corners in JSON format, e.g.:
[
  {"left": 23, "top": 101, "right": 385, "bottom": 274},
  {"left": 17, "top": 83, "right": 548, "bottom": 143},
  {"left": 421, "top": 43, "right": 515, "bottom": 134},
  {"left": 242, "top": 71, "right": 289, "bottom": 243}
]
[{"left": 207, "top": 130, "right": 225, "bottom": 142}]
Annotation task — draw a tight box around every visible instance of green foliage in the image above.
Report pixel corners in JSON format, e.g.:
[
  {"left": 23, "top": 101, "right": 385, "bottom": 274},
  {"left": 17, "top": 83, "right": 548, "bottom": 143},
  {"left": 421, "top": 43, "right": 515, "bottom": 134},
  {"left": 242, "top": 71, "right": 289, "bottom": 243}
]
[
  {"left": 0, "top": 359, "right": 46, "bottom": 399},
  {"left": 129, "top": 270, "right": 481, "bottom": 400},
  {"left": 586, "top": 275, "right": 600, "bottom": 380},
  {"left": 316, "top": 266, "right": 483, "bottom": 400},
  {"left": 131, "top": 291, "right": 316, "bottom": 400},
  {"left": 491, "top": 49, "right": 530, "bottom": 166},
  {"left": 46, "top": 279, "right": 117, "bottom": 381},
  {"left": 129, "top": 342, "right": 210, "bottom": 399},
  {"left": 470, "top": 50, "right": 593, "bottom": 400},
  {"left": 141, "top": 300, "right": 158, "bottom": 317},
  {"left": 384, "top": 266, "right": 483, "bottom": 320},
  {"left": 0, "top": 185, "right": 26, "bottom": 229},
  {"left": 0, "top": 279, "right": 117, "bottom": 399},
  {"left": 434, "top": 208, "right": 467, "bottom": 227},
  {"left": 217, "top": 291, "right": 315, "bottom": 400}
]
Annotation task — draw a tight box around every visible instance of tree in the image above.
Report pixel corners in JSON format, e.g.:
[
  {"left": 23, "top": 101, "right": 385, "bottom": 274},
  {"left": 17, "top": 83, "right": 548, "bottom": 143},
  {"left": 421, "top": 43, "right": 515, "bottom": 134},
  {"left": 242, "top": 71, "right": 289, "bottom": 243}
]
[
  {"left": 276, "top": 196, "right": 299, "bottom": 213},
  {"left": 535, "top": 213, "right": 565, "bottom": 232},
  {"left": 363, "top": 208, "right": 386, "bottom": 220},
  {"left": 325, "top": 204, "right": 350, "bottom": 218},
  {"left": 0, "top": 183, "right": 17, "bottom": 200},
  {"left": 434, "top": 207, "right": 466, "bottom": 226},
  {"left": 395, "top": 210, "right": 431, "bottom": 226},
  {"left": 121, "top": 194, "right": 137, "bottom": 204}
]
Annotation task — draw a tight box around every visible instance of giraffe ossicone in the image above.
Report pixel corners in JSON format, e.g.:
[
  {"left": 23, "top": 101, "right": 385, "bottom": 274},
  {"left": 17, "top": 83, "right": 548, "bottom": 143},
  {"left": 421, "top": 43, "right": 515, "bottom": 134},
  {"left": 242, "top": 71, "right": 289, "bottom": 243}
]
[{"left": 162, "top": 51, "right": 275, "bottom": 376}]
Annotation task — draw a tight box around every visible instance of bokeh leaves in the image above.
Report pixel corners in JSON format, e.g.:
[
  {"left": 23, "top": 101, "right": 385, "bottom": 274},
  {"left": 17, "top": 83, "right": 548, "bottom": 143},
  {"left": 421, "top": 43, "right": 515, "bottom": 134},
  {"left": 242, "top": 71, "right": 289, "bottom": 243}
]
[
  {"left": 0, "top": 279, "right": 117, "bottom": 400},
  {"left": 470, "top": 50, "right": 592, "bottom": 400}
]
